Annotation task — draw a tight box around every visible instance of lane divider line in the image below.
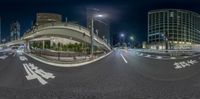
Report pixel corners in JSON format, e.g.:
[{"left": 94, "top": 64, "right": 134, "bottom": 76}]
[{"left": 120, "top": 54, "right": 128, "bottom": 63}]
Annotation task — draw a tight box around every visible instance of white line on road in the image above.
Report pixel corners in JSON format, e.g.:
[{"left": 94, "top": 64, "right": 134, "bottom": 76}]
[
  {"left": 170, "top": 57, "right": 176, "bottom": 59},
  {"left": 183, "top": 56, "right": 189, "bottom": 58},
  {"left": 139, "top": 53, "right": 143, "bottom": 56},
  {"left": 13, "top": 53, "right": 16, "bottom": 57},
  {"left": 145, "top": 55, "right": 151, "bottom": 57},
  {"left": 0, "top": 55, "right": 8, "bottom": 60},
  {"left": 22, "top": 63, "right": 56, "bottom": 85},
  {"left": 23, "top": 64, "right": 48, "bottom": 85},
  {"left": 156, "top": 56, "right": 162, "bottom": 59},
  {"left": 120, "top": 54, "right": 128, "bottom": 63}
]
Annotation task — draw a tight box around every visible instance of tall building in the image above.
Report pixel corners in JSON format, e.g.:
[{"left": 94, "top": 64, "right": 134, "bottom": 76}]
[
  {"left": 10, "top": 21, "right": 20, "bottom": 41},
  {"left": 36, "top": 13, "right": 62, "bottom": 25},
  {"left": 87, "top": 8, "right": 111, "bottom": 45},
  {"left": 148, "top": 9, "right": 200, "bottom": 50}
]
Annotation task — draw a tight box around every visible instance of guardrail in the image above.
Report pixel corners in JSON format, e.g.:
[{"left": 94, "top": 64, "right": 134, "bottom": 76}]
[
  {"left": 23, "top": 22, "right": 90, "bottom": 38},
  {"left": 23, "top": 22, "right": 111, "bottom": 50},
  {"left": 30, "top": 49, "right": 105, "bottom": 62}
]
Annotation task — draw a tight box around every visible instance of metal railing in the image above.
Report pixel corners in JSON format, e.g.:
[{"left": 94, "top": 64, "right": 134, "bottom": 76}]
[{"left": 23, "top": 22, "right": 111, "bottom": 50}]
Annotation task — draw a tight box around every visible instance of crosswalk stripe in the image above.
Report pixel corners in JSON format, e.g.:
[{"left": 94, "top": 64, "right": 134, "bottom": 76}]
[
  {"left": 145, "top": 55, "right": 151, "bottom": 57},
  {"left": 170, "top": 57, "right": 176, "bottom": 59},
  {"left": 156, "top": 56, "right": 162, "bottom": 59},
  {"left": 183, "top": 56, "right": 189, "bottom": 58},
  {"left": 139, "top": 53, "right": 143, "bottom": 56},
  {"left": 0, "top": 55, "right": 8, "bottom": 60}
]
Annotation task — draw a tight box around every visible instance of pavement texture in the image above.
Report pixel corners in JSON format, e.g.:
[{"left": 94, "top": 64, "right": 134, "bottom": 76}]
[{"left": 0, "top": 49, "right": 200, "bottom": 99}]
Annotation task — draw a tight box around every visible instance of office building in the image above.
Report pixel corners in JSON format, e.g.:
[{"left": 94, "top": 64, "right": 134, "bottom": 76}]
[
  {"left": 148, "top": 9, "right": 200, "bottom": 50},
  {"left": 10, "top": 21, "right": 20, "bottom": 41}
]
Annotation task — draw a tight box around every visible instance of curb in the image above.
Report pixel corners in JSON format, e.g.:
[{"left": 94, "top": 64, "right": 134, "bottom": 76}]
[{"left": 24, "top": 51, "right": 113, "bottom": 67}]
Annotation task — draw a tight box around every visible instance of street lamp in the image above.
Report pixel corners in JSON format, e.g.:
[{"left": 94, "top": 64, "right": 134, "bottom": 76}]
[
  {"left": 90, "top": 13, "right": 106, "bottom": 58},
  {"left": 130, "top": 36, "right": 134, "bottom": 48},
  {"left": 120, "top": 33, "right": 125, "bottom": 47},
  {"left": 120, "top": 33, "right": 124, "bottom": 38},
  {"left": 161, "top": 33, "right": 168, "bottom": 52}
]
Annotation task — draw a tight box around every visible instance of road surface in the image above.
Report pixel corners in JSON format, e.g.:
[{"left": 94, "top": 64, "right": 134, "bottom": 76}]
[{"left": 0, "top": 49, "right": 200, "bottom": 99}]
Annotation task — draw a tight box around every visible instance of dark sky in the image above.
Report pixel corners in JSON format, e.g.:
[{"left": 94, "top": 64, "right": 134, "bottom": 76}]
[{"left": 0, "top": 0, "right": 200, "bottom": 45}]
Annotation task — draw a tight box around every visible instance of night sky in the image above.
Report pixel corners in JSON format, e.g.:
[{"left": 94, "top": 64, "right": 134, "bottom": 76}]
[{"left": 0, "top": 0, "right": 200, "bottom": 45}]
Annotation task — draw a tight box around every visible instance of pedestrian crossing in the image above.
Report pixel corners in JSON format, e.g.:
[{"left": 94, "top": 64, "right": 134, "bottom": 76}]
[{"left": 0, "top": 51, "right": 15, "bottom": 60}]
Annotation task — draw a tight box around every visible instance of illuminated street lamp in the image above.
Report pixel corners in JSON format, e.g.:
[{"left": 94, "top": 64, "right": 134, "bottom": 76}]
[
  {"left": 120, "top": 33, "right": 125, "bottom": 47},
  {"left": 120, "top": 33, "right": 124, "bottom": 38},
  {"left": 90, "top": 12, "right": 107, "bottom": 58},
  {"left": 130, "top": 36, "right": 134, "bottom": 40}
]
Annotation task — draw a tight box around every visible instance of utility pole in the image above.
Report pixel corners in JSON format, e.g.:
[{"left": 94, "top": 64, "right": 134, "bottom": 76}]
[{"left": 91, "top": 17, "right": 94, "bottom": 58}]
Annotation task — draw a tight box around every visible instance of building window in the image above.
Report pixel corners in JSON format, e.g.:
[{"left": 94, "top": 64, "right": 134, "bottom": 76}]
[{"left": 170, "top": 12, "right": 174, "bottom": 17}]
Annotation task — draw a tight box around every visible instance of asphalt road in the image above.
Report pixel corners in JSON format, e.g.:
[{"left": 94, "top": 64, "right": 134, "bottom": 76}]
[{"left": 0, "top": 49, "right": 200, "bottom": 99}]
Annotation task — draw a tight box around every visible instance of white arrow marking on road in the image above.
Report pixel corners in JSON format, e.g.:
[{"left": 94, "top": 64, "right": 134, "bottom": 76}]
[
  {"left": 23, "top": 64, "right": 47, "bottom": 85},
  {"left": 0, "top": 55, "right": 8, "bottom": 60},
  {"left": 184, "top": 56, "right": 189, "bottom": 58},
  {"left": 120, "top": 54, "right": 128, "bottom": 63},
  {"left": 23, "top": 63, "right": 55, "bottom": 85}
]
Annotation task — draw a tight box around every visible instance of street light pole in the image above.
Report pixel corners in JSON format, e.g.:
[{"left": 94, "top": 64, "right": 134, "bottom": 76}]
[
  {"left": 130, "top": 36, "right": 134, "bottom": 48},
  {"left": 90, "top": 17, "right": 94, "bottom": 58},
  {"left": 120, "top": 33, "right": 125, "bottom": 47},
  {"left": 162, "top": 33, "right": 168, "bottom": 52}
]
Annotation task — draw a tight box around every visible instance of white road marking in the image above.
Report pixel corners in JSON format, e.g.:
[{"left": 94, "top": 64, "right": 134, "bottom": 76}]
[
  {"left": 156, "top": 56, "right": 162, "bottom": 59},
  {"left": 170, "top": 57, "right": 176, "bottom": 59},
  {"left": 23, "top": 64, "right": 47, "bottom": 85},
  {"left": 145, "top": 55, "right": 151, "bottom": 57},
  {"left": 174, "top": 60, "right": 198, "bottom": 69},
  {"left": 13, "top": 53, "right": 16, "bottom": 57},
  {"left": 23, "top": 63, "right": 55, "bottom": 85},
  {"left": 19, "top": 56, "right": 28, "bottom": 61},
  {"left": 183, "top": 56, "right": 189, "bottom": 58},
  {"left": 139, "top": 53, "right": 143, "bottom": 56},
  {"left": 0, "top": 55, "right": 8, "bottom": 60},
  {"left": 120, "top": 54, "right": 128, "bottom": 63}
]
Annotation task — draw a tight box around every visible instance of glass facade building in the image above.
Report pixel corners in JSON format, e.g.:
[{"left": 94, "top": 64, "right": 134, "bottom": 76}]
[{"left": 148, "top": 9, "right": 200, "bottom": 50}]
